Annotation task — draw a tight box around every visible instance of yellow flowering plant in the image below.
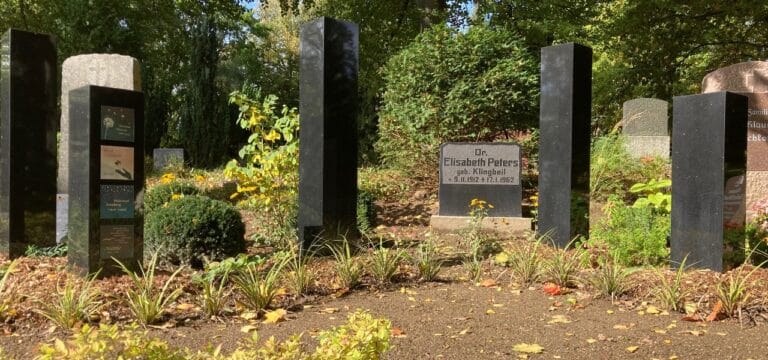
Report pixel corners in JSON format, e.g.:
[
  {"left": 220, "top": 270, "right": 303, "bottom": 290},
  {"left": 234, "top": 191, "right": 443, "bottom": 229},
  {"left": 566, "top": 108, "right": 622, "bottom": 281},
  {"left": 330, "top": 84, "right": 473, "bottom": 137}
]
[{"left": 224, "top": 86, "right": 300, "bottom": 210}]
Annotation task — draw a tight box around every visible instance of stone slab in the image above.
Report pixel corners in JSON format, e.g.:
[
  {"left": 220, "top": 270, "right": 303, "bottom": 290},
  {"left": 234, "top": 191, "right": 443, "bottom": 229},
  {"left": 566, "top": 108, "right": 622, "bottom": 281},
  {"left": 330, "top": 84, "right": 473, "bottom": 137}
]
[
  {"left": 624, "top": 135, "right": 670, "bottom": 159},
  {"left": 297, "top": 17, "right": 359, "bottom": 247},
  {"left": 537, "top": 43, "right": 592, "bottom": 248},
  {"left": 0, "top": 29, "right": 57, "bottom": 258},
  {"left": 430, "top": 215, "right": 532, "bottom": 236},
  {"left": 438, "top": 142, "right": 521, "bottom": 217},
  {"left": 702, "top": 61, "right": 768, "bottom": 93},
  {"left": 59, "top": 54, "right": 141, "bottom": 194},
  {"left": 622, "top": 98, "right": 669, "bottom": 136},
  {"left": 671, "top": 91, "right": 747, "bottom": 272},
  {"left": 153, "top": 148, "right": 185, "bottom": 171},
  {"left": 746, "top": 171, "right": 768, "bottom": 218}
]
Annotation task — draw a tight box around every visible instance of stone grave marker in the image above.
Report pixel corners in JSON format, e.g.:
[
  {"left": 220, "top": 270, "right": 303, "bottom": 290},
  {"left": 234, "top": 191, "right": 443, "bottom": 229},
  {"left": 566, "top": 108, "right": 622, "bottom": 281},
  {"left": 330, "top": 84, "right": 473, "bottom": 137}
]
[
  {"left": 671, "top": 91, "right": 747, "bottom": 272},
  {"left": 297, "top": 17, "right": 359, "bottom": 248},
  {"left": 153, "top": 148, "right": 185, "bottom": 171},
  {"left": 68, "top": 86, "right": 144, "bottom": 276},
  {"left": 430, "top": 142, "right": 531, "bottom": 234},
  {"left": 622, "top": 98, "right": 670, "bottom": 159},
  {"left": 702, "top": 61, "right": 768, "bottom": 219},
  {"left": 0, "top": 29, "right": 57, "bottom": 258},
  {"left": 57, "top": 54, "right": 141, "bottom": 244},
  {"left": 537, "top": 43, "right": 592, "bottom": 248}
]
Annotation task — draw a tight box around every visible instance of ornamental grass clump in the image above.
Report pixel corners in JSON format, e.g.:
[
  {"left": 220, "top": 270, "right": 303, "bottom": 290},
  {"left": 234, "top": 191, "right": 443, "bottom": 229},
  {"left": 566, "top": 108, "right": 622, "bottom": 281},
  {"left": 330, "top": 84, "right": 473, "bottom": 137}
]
[
  {"left": 35, "top": 274, "right": 102, "bottom": 329},
  {"left": 115, "top": 252, "right": 184, "bottom": 325}
]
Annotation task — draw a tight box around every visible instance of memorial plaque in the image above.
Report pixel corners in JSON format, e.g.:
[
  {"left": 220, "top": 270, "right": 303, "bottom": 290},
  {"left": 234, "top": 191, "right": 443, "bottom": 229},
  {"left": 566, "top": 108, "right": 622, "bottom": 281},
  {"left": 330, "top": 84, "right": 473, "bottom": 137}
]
[
  {"left": 99, "top": 185, "right": 134, "bottom": 219},
  {"left": 100, "top": 145, "right": 134, "bottom": 180},
  {"left": 99, "top": 224, "right": 134, "bottom": 259},
  {"left": 743, "top": 93, "right": 768, "bottom": 170},
  {"left": 297, "top": 17, "right": 359, "bottom": 248},
  {"left": 101, "top": 106, "right": 134, "bottom": 142},
  {"left": 0, "top": 29, "right": 57, "bottom": 258},
  {"left": 68, "top": 86, "right": 144, "bottom": 276},
  {"left": 537, "top": 43, "right": 592, "bottom": 248},
  {"left": 439, "top": 143, "right": 521, "bottom": 216},
  {"left": 671, "top": 91, "right": 747, "bottom": 272}
]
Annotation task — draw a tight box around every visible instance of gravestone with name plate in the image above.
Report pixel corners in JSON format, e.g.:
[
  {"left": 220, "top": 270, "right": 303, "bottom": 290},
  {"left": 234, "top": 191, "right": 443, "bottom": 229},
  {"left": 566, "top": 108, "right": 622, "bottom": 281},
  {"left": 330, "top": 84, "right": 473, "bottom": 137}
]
[
  {"left": 671, "top": 91, "right": 747, "bottom": 272},
  {"left": 537, "top": 43, "right": 592, "bottom": 248},
  {"left": 297, "top": 17, "right": 359, "bottom": 248},
  {"left": 68, "top": 85, "right": 144, "bottom": 276},
  {"left": 153, "top": 148, "right": 185, "bottom": 171},
  {"left": 438, "top": 143, "right": 522, "bottom": 216},
  {"left": 622, "top": 98, "right": 670, "bottom": 159},
  {"left": 0, "top": 29, "right": 57, "bottom": 258},
  {"left": 702, "top": 61, "right": 768, "bottom": 220}
]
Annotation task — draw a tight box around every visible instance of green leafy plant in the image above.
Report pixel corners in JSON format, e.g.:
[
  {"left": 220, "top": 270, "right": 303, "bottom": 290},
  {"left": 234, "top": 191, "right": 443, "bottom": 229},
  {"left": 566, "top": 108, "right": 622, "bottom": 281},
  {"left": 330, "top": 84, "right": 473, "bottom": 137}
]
[
  {"left": 589, "top": 197, "right": 670, "bottom": 266},
  {"left": 590, "top": 135, "right": 670, "bottom": 201},
  {"left": 328, "top": 239, "right": 363, "bottom": 289},
  {"left": 0, "top": 260, "right": 18, "bottom": 320},
  {"left": 232, "top": 256, "right": 287, "bottom": 311},
  {"left": 715, "top": 252, "right": 768, "bottom": 318},
  {"left": 413, "top": 240, "right": 443, "bottom": 282},
  {"left": 25, "top": 243, "right": 68, "bottom": 258},
  {"left": 630, "top": 178, "right": 671, "bottom": 213},
  {"left": 589, "top": 257, "right": 634, "bottom": 302},
  {"left": 507, "top": 237, "right": 543, "bottom": 286},
  {"left": 653, "top": 257, "right": 690, "bottom": 312},
  {"left": 368, "top": 240, "right": 406, "bottom": 285},
  {"left": 357, "top": 189, "right": 377, "bottom": 234},
  {"left": 144, "top": 180, "right": 201, "bottom": 213},
  {"left": 543, "top": 240, "right": 584, "bottom": 288},
  {"left": 35, "top": 274, "right": 102, "bottom": 329},
  {"left": 195, "top": 271, "right": 231, "bottom": 317},
  {"left": 203, "top": 254, "right": 266, "bottom": 282},
  {"left": 144, "top": 194, "right": 246, "bottom": 269},
  {"left": 312, "top": 309, "right": 392, "bottom": 359},
  {"left": 284, "top": 248, "right": 315, "bottom": 296},
  {"left": 115, "top": 252, "right": 185, "bottom": 325},
  {"left": 36, "top": 323, "right": 186, "bottom": 359}
]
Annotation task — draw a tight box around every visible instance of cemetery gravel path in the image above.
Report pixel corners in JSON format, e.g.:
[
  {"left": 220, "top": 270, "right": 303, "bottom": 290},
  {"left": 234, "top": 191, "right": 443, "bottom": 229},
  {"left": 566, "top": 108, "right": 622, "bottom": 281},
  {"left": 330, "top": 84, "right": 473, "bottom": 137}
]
[{"left": 148, "top": 282, "right": 768, "bottom": 359}]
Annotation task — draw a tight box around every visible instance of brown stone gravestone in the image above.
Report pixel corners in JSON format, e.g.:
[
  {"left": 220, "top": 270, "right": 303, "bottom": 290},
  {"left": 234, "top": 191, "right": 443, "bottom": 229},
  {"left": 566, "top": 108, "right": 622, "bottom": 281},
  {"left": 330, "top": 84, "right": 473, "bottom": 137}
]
[{"left": 702, "top": 61, "right": 768, "bottom": 220}]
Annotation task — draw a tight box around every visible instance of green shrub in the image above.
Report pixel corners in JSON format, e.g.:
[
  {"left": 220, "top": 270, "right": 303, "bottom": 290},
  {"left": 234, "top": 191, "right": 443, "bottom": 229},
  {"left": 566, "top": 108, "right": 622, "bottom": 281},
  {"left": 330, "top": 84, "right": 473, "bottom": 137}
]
[
  {"left": 590, "top": 135, "right": 669, "bottom": 201},
  {"left": 377, "top": 24, "right": 538, "bottom": 174},
  {"left": 357, "top": 189, "right": 376, "bottom": 234},
  {"left": 144, "top": 195, "right": 246, "bottom": 268},
  {"left": 590, "top": 199, "right": 670, "bottom": 266},
  {"left": 144, "top": 181, "right": 201, "bottom": 213}
]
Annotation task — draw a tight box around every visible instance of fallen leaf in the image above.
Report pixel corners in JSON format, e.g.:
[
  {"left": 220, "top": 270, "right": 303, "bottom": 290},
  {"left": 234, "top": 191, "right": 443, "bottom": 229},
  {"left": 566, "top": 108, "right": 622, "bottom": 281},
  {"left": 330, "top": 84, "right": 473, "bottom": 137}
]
[
  {"left": 263, "top": 309, "right": 287, "bottom": 324},
  {"left": 548, "top": 315, "right": 572, "bottom": 324},
  {"left": 176, "top": 303, "right": 196, "bottom": 311},
  {"left": 512, "top": 343, "right": 544, "bottom": 354},
  {"left": 684, "top": 302, "right": 698, "bottom": 315},
  {"left": 486, "top": 309, "right": 496, "bottom": 315},
  {"left": 148, "top": 322, "right": 175, "bottom": 330},
  {"left": 240, "top": 312, "right": 258, "bottom": 320},
  {"left": 646, "top": 305, "right": 660, "bottom": 314},
  {"left": 543, "top": 283, "right": 562, "bottom": 296},
  {"left": 333, "top": 288, "right": 350, "bottom": 298},
  {"left": 494, "top": 252, "right": 510, "bottom": 265},
  {"left": 706, "top": 300, "right": 723, "bottom": 322},
  {"left": 459, "top": 328, "right": 471, "bottom": 335},
  {"left": 240, "top": 324, "right": 258, "bottom": 333},
  {"left": 654, "top": 329, "right": 667, "bottom": 334},
  {"left": 391, "top": 327, "right": 406, "bottom": 337},
  {"left": 613, "top": 324, "right": 629, "bottom": 330},
  {"left": 626, "top": 346, "right": 639, "bottom": 353},
  {"left": 606, "top": 310, "right": 614, "bottom": 315},
  {"left": 681, "top": 315, "right": 702, "bottom": 322},
  {"left": 319, "top": 308, "right": 339, "bottom": 314},
  {"left": 586, "top": 338, "right": 597, "bottom": 344},
  {"left": 479, "top": 279, "right": 498, "bottom": 288}
]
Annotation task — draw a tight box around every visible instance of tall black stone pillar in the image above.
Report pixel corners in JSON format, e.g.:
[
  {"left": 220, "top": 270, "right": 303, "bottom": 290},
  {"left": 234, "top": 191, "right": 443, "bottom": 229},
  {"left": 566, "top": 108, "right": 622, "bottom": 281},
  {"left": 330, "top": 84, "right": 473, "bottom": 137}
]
[
  {"left": 68, "top": 86, "right": 144, "bottom": 276},
  {"left": 0, "top": 29, "right": 57, "bottom": 258},
  {"left": 537, "top": 43, "right": 592, "bottom": 248},
  {"left": 671, "top": 92, "right": 747, "bottom": 272},
  {"left": 297, "top": 17, "right": 359, "bottom": 247}
]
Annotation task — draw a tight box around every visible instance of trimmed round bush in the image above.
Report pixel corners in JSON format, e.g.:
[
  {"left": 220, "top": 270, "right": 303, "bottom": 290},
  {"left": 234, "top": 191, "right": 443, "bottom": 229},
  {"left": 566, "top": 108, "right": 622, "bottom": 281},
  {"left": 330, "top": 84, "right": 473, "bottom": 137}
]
[
  {"left": 145, "top": 195, "right": 246, "bottom": 268},
  {"left": 144, "top": 182, "right": 201, "bottom": 213}
]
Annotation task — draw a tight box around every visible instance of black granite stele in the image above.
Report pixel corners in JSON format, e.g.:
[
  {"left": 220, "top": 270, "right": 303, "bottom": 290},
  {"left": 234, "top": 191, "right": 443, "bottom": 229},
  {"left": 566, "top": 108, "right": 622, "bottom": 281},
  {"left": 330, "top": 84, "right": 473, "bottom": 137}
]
[
  {"left": 0, "top": 29, "right": 57, "bottom": 258},
  {"left": 537, "top": 43, "right": 592, "bottom": 248},
  {"left": 297, "top": 17, "right": 359, "bottom": 248},
  {"left": 439, "top": 142, "right": 522, "bottom": 216},
  {"left": 68, "top": 86, "right": 144, "bottom": 276},
  {"left": 671, "top": 92, "right": 747, "bottom": 272}
]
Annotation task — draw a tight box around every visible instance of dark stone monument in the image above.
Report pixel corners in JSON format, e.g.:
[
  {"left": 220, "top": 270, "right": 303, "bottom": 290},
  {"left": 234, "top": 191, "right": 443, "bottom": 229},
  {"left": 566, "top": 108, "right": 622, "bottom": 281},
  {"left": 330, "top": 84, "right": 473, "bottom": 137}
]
[
  {"left": 68, "top": 86, "right": 144, "bottom": 276},
  {"left": 297, "top": 17, "right": 359, "bottom": 248},
  {"left": 537, "top": 43, "right": 592, "bottom": 248},
  {"left": 437, "top": 143, "right": 522, "bottom": 216},
  {"left": 671, "top": 92, "right": 747, "bottom": 272},
  {"left": 0, "top": 29, "right": 57, "bottom": 258}
]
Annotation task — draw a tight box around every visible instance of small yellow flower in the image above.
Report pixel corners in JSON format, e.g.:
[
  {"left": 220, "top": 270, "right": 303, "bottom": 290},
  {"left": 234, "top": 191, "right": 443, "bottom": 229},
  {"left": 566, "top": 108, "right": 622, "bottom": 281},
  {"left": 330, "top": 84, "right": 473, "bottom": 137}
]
[
  {"left": 194, "top": 175, "right": 205, "bottom": 182},
  {"left": 160, "top": 173, "right": 176, "bottom": 184},
  {"left": 264, "top": 129, "right": 281, "bottom": 142},
  {"left": 171, "top": 193, "right": 184, "bottom": 201}
]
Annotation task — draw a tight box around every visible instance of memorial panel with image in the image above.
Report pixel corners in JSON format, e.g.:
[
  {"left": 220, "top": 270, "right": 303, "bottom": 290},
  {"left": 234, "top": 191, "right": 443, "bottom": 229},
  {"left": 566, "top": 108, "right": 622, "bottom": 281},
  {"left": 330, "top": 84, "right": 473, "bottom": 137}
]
[
  {"left": 101, "top": 106, "right": 135, "bottom": 142},
  {"left": 100, "top": 145, "right": 134, "bottom": 180},
  {"left": 100, "top": 185, "right": 134, "bottom": 219},
  {"left": 99, "top": 224, "right": 134, "bottom": 259}
]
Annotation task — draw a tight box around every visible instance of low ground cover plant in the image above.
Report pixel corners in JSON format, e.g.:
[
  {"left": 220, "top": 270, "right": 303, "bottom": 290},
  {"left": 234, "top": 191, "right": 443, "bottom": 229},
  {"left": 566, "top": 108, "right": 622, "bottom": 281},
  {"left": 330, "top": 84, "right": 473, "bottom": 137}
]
[
  {"left": 115, "top": 252, "right": 184, "bottom": 325},
  {"left": 35, "top": 274, "right": 102, "bottom": 329}
]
